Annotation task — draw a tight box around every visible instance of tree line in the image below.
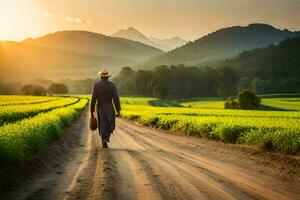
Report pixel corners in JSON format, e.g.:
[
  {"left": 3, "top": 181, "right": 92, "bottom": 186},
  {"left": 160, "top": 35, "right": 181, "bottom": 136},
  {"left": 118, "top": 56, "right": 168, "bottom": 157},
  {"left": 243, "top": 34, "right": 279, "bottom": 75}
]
[
  {"left": 114, "top": 65, "right": 239, "bottom": 99},
  {"left": 223, "top": 37, "right": 300, "bottom": 94},
  {"left": 114, "top": 36, "right": 300, "bottom": 99},
  {"left": 0, "top": 82, "right": 69, "bottom": 96}
]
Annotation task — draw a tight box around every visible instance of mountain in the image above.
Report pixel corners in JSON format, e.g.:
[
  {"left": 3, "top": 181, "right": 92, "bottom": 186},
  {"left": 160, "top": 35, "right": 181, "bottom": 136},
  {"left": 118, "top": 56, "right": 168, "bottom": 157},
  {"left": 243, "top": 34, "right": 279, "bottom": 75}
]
[
  {"left": 111, "top": 27, "right": 151, "bottom": 47},
  {"left": 223, "top": 36, "right": 300, "bottom": 81},
  {"left": 150, "top": 37, "right": 187, "bottom": 51},
  {"left": 111, "top": 27, "right": 186, "bottom": 51},
  {"left": 137, "top": 24, "right": 300, "bottom": 69},
  {"left": 0, "top": 31, "right": 163, "bottom": 81},
  {"left": 23, "top": 30, "right": 163, "bottom": 63}
]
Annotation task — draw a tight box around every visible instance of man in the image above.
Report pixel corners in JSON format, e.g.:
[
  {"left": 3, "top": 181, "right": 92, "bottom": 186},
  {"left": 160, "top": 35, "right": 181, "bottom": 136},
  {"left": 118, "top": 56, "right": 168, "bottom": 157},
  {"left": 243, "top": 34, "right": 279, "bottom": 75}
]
[{"left": 91, "top": 69, "right": 121, "bottom": 148}]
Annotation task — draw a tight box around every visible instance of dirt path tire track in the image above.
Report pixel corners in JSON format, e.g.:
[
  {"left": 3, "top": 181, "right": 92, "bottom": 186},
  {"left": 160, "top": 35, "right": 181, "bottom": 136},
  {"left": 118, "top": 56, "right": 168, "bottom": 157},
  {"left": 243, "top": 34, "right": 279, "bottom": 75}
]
[
  {"left": 1, "top": 115, "right": 299, "bottom": 200},
  {"left": 69, "top": 118, "right": 299, "bottom": 200}
]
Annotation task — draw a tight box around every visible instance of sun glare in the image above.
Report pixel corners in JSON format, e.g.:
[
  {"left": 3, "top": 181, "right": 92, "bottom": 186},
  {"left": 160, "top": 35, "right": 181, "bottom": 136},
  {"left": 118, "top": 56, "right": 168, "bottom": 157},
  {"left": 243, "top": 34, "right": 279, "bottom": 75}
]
[{"left": 0, "top": 0, "right": 38, "bottom": 41}]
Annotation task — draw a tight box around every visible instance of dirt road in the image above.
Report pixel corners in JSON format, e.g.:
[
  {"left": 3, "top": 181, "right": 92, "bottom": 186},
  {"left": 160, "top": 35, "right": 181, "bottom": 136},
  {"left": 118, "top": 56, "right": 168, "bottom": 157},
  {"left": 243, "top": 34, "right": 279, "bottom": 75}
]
[{"left": 1, "top": 111, "right": 300, "bottom": 200}]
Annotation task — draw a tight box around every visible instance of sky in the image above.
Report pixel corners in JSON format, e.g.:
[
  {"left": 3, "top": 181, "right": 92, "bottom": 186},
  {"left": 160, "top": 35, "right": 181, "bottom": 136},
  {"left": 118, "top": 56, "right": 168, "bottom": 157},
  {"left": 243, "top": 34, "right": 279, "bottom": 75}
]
[{"left": 0, "top": 0, "right": 300, "bottom": 41}]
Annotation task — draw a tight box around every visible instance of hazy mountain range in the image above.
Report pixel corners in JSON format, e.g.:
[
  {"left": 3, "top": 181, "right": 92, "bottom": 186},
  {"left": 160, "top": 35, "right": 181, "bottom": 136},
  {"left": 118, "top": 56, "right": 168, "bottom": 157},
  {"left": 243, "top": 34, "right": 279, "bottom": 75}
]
[
  {"left": 0, "top": 31, "right": 163, "bottom": 81},
  {"left": 111, "top": 27, "right": 187, "bottom": 51},
  {"left": 137, "top": 24, "right": 300, "bottom": 70},
  {"left": 1, "top": 23, "right": 299, "bottom": 82},
  {"left": 223, "top": 36, "right": 300, "bottom": 80}
]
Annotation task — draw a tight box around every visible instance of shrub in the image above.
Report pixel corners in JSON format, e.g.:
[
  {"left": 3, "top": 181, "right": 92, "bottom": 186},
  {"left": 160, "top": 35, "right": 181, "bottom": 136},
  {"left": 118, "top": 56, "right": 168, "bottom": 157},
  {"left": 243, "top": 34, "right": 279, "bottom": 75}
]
[
  {"left": 238, "top": 89, "right": 260, "bottom": 110},
  {"left": 48, "top": 83, "right": 69, "bottom": 94},
  {"left": 225, "top": 96, "right": 239, "bottom": 109},
  {"left": 21, "top": 84, "right": 47, "bottom": 96},
  {"left": 225, "top": 90, "right": 260, "bottom": 110}
]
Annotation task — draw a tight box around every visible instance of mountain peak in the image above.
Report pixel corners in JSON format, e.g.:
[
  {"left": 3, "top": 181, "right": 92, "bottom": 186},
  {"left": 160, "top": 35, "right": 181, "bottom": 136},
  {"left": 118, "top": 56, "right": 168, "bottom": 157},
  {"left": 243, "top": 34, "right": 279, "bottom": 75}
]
[
  {"left": 127, "top": 26, "right": 139, "bottom": 32},
  {"left": 111, "top": 27, "right": 186, "bottom": 51},
  {"left": 138, "top": 23, "right": 300, "bottom": 69},
  {"left": 246, "top": 23, "right": 277, "bottom": 31},
  {"left": 111, "top": 27, "right": 149, "bottom": 43}
]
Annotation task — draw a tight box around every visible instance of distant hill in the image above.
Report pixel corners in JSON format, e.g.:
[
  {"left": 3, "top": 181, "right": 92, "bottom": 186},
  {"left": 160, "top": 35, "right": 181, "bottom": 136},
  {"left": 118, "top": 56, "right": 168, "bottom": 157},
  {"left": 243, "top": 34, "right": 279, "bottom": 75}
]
[
  {"left": 23, "top": 30, "right": 163, "bottom": 63},
  {"left": 137, "top": 24, "right": 300, "bottom": 69},
  {"left": 223, "top": 36, "right": 300, "bottom": 81},
  {"left": 150, "top": 36, "right": 187, "bottom": 51},
  {"left": 111, "top": 27, "right": 186, "bottom": 51},
  {"left": 0, "top": 31, "right": 163, "bottom": 81}
]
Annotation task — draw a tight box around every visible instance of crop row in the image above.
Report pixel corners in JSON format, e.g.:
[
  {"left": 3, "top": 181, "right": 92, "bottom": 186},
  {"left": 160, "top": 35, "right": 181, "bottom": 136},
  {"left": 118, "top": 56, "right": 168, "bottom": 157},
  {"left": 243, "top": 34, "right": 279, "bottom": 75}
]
[
  {"left": 123, "top": 105, "right": 300, "bottom": 119},
  {"left": 0, "top": 97, "right": 79, "bottom": 126},
  {"left": 122, "top": 107, "right": 300, "bottom": 153},
  {"left": 0, "top": 96, "right": 61, "bottom": 106},
  {"left": 0, "top": 98, "right": 88, "bottom": 163}
]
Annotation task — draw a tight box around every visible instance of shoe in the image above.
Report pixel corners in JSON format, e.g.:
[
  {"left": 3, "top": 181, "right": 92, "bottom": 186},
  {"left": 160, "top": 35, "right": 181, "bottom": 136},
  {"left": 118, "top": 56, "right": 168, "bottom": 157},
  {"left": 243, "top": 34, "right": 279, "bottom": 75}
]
[{"left": 102, "top": 139, "right": 108, "bottom": 148}]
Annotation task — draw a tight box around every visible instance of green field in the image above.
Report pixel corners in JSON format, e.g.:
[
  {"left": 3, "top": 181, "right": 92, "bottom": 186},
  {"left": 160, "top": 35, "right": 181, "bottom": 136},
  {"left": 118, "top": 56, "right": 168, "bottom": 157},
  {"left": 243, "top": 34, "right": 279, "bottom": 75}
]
[
  {"left": 179, "top": 97, "right": 300, "bottom": 111},
  {"left": 120, "top": 96, "right": 300, "bottom": 154},
  {"left": 0, "top": 95, "right": 299, "bottom": 163},
  {"left": 0, "top": 95, "right": 88, "bottom": 163}
]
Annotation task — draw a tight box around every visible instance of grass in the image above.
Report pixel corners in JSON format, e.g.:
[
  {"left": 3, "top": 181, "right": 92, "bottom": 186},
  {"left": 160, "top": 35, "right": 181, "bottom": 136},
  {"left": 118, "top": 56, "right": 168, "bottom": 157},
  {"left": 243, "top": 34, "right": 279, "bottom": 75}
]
[
  {"left": 179, "top": 97, "right": 300, "bottom": 111},
  {"left": 120, "top": 96, "right": 300, "bottom": 154},
  {"left": 1, "top": 94, "right": 299, "bottom": 161},
  {"left": 261, "top": 98, "right": 300, "bottom": 111},
  {"left": 180, "top": 99, "right": 224, "bottom": 109}
]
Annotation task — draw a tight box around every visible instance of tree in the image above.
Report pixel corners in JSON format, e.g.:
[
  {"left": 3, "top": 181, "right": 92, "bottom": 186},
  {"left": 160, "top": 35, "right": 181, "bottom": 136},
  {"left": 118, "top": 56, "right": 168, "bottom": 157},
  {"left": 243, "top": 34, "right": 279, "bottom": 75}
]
[
  {"left": 238, "top": 89, "right": 260, "bottom": 110},
  {"left": 151, "top": 65, "right": 170, "bottom": 99},
  {"left": 0, "top": 81, "right": 22, "bottom": 94},
  {"left": 114, "top": 66, "right": 136, "bottom": 95},
  {"left": 225, "top": 90, "right": 260, "bottom": 110},
  {"left": 217, "top": 66, "right": 239, "bottom": 98},
  {"left": 252, "top": 78, "right": 272, "bottom": 94},
  {"left": 132, "top": 70, "right": 153, "bottom": 96},
  {"left": 21, "top": 84, "right": 47, "bottom": 96},
  {"left": 151, "top": 79, "right": 169, "bottom": 99},
  {"left": 48, "top": 83, "right": 69, "bottom": 94},
  {"left": 238, "top": 77, "right": 252, "bottom": 90}
]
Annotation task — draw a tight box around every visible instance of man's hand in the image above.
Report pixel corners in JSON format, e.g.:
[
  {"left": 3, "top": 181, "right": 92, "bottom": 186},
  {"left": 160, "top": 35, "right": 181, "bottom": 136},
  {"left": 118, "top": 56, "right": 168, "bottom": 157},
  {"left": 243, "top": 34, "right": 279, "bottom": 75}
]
[
  {"left": 116, "top": 111, "right": 120, "bottom": 117},
  {"left": 91, "top": 112, "right": 96, "bottom": 118}
]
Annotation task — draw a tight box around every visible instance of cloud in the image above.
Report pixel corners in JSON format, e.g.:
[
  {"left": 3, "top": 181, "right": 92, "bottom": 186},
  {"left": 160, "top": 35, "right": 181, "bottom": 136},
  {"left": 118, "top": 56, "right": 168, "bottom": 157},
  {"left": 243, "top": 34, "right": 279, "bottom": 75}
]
[
  {"left": 43, "top": 13, "right": 53, "bottom": 18},
  {"left": 65, "top": 16, "right": 92, "bottom": 24}
]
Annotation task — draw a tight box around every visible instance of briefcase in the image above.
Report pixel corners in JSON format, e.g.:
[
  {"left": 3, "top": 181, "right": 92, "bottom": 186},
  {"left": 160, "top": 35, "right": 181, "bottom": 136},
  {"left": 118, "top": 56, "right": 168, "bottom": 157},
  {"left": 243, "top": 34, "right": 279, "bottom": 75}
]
[{"left": 89, "top": 116, "right": 98, "bottom": 131}]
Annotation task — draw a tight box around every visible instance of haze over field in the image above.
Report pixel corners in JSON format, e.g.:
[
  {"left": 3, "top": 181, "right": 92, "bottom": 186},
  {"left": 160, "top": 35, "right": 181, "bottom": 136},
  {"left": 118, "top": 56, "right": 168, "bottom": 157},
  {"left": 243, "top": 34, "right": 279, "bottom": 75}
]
[
  {"left": 1, "top": 2, "right": 300, "bottom": 199},
  {"left": 0, "top": 0, "right": 300, "bottom": 91},
  {"left": 1, "top": 0, "right": 300, "bottom": 41}
]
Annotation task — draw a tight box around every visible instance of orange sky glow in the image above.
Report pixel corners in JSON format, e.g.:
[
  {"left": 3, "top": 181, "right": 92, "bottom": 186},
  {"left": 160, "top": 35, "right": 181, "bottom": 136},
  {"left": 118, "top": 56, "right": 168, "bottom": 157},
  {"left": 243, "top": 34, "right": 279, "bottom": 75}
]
[{"left": 0, "top": 0, "right": 299, "bottom": 41}]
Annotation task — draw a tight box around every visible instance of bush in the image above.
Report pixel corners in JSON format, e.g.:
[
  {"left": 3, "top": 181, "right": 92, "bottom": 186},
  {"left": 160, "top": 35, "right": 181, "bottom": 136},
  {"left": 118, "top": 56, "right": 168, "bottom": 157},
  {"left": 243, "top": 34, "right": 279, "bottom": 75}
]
[
  {"left": 225, "top": 90, "right": 260, "bottom": 110},
  {"left": 21, "top": 84, "right": 47, "bottom": 96},
  {"left": 48, "top": 83, "right": 69, "bottom": 94},
  {"left": 224, "top": 96, "right": 239, "bottom": 109},
  {"left": 238, "top": 89, "right": 260, "bottom": 109}
]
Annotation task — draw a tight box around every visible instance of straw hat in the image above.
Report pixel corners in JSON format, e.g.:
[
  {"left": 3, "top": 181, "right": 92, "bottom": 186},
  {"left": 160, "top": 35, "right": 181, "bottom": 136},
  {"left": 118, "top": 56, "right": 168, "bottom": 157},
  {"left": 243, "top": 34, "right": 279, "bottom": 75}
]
[{"left": 98, "top": 69, "right": 112, "bottom": 77}]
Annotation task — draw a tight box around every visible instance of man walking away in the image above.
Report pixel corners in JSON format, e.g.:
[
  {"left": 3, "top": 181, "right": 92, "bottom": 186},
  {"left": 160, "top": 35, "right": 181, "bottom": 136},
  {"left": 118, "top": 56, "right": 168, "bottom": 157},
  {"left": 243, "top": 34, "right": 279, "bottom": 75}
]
[{"left": 91, "top": 69, "right": 121, "bottom": 148}]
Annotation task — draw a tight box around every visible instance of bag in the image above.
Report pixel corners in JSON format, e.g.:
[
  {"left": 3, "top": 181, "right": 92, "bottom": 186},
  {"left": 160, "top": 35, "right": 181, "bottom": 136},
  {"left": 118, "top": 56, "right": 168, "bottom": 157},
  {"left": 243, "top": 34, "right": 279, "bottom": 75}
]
[{"left": 89, "top": 116, "right": 98, "bottom": 131}]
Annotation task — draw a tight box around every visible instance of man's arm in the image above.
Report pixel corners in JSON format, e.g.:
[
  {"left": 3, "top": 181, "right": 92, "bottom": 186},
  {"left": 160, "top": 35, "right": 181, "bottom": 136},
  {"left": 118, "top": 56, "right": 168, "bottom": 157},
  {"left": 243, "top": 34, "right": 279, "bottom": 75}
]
[
  {"left": 91, "top": 85, "right": 96, "bottom": 116},
  {"left": 112, "top": 84, "right": 121, "bottom": 115}
]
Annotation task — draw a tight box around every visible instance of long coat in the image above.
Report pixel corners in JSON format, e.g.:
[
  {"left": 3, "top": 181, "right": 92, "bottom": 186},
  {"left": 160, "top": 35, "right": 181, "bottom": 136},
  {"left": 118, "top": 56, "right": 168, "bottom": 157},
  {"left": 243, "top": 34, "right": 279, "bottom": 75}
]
[{"left": 91, "top": 79, "right": 121, "bottom": 140}]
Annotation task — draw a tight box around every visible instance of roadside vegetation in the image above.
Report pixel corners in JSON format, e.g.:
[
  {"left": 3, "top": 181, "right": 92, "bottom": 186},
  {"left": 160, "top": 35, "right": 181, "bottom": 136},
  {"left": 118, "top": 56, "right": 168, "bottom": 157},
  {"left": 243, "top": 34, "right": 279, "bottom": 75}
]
[
  {"left": 0, "top": 95, "right": 88, "bottom": 163},
  {"left": 120, "top": 96, "right": 300, "bottom": 154}
]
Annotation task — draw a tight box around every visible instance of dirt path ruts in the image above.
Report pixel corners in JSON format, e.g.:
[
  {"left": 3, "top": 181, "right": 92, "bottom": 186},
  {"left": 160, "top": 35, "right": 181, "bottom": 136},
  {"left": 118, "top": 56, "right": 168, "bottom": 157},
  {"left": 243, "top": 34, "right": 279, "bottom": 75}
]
[
  {"left": 68, "top": 118, "right": 300, "bottom": 200},
  {"left": 1, "top": 115, "right": 299, "bottom": 200}
]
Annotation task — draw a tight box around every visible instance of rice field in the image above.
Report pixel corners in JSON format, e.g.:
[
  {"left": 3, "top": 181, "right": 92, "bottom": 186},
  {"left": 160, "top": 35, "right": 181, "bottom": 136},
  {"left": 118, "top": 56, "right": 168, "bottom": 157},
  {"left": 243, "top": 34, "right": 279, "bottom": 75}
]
[
  {"left": 0, "top": 95, "right": 88, "bottom": 163},
  {"left": 0, "top": 94, "right": 299, "bottom": 163},
  {"left": 121, "top": 97, "right": 300, "bottom": 153},
  {"left": 179, "top": 97, "right": 300, "bottom": 111}
]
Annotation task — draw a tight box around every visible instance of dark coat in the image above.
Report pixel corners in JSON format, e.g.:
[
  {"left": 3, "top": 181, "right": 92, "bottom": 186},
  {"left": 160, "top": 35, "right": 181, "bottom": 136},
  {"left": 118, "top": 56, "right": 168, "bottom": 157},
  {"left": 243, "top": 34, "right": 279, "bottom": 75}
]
[{"left": 91, "top": 79, "right": 121, "bottom": 139}]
